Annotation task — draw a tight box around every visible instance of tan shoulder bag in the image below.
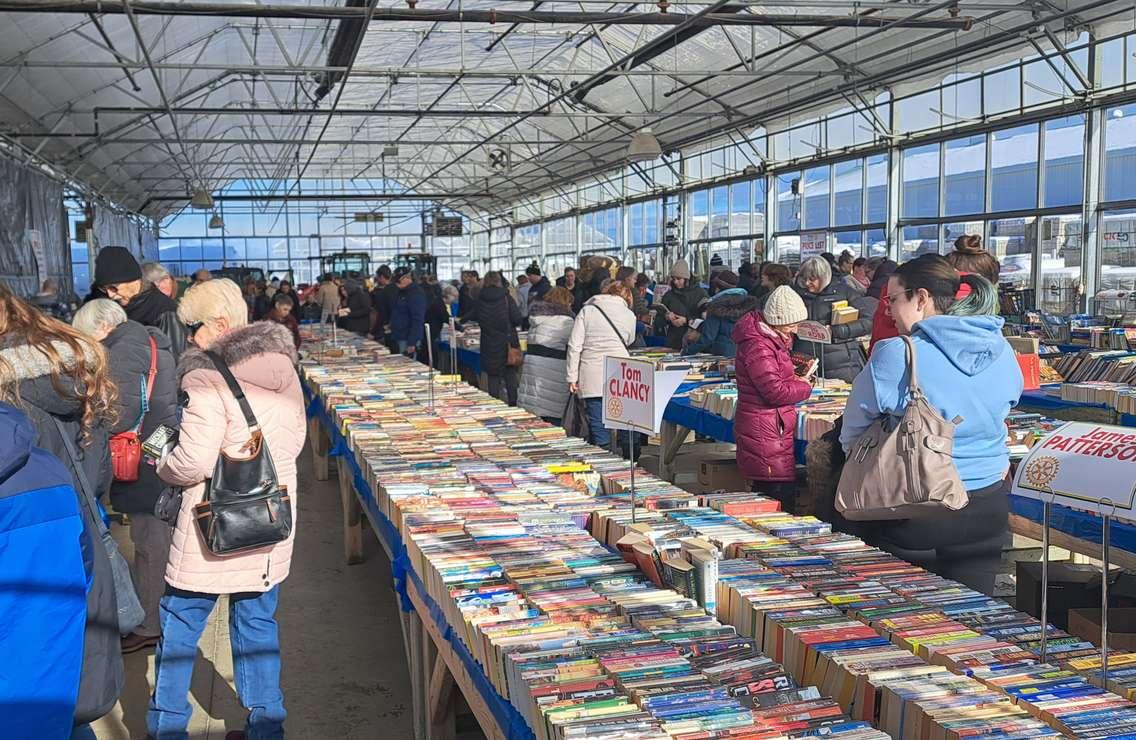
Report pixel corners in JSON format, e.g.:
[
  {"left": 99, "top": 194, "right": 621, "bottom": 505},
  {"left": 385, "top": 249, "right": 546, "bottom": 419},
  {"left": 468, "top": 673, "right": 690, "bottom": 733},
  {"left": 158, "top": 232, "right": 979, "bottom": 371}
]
[{"left": 835, "top": 335, "right": 969, "bottom": 520}]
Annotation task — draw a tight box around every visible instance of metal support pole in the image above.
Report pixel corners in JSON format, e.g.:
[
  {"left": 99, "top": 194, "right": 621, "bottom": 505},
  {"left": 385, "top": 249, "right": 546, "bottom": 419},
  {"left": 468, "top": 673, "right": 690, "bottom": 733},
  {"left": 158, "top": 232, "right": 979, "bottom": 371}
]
[
  {"left": 1040, "top": 498, "right": 1051, "bottom": 662},
  {"left": 1102, "top": 511, "right": 1111, "bottom": 680},
  {"left": 448, "top": 316, "right": 457, "bottom": 375},
  {"left": 424, "top": 323, "right": 434, "bottom": 411},
  {"left": 630, "top": 429, "right": 637, "bottom": 525}
]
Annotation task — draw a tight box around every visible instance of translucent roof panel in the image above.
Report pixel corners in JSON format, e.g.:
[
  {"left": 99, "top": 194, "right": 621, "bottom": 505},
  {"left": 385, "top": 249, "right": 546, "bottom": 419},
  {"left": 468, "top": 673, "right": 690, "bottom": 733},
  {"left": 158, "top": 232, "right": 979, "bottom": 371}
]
[{"left": 0, "top": 0, "right": 1130, "bottom": 218}]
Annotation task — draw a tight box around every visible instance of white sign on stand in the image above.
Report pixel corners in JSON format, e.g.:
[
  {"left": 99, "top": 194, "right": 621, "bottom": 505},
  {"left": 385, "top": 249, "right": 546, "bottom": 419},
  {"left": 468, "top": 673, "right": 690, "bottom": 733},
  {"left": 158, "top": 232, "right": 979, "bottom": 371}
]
[
  {"left": 1011, "top": 421, "right": 1136, "bottom": 677},
  {"left": 602, "top": 356, "right": 687, "bottom": 524},
  {"left": 795, "top": 321, "right": 831, "bottom": 345},
  {"left": 602, "top": 356, "right": 687, "bottom": 434},
  {"left": 1012, "top": 422, "right": 1136, "bottom": 520}
]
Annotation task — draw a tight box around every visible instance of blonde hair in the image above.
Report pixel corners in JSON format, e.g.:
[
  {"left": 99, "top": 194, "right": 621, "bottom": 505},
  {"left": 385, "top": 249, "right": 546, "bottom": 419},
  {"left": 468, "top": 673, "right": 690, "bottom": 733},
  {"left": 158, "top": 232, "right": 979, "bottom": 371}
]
[
  {"left": 178, "top": 278, "right": 249, "bottom": 328},
  {"left": 544, "top": 286, "right": 575, "bottom": 309},
  {"left": 0, "top": 284, "right": 117, "bottom": 441},
  {"left": 604, "top": 281, "right": 634, "bottom": 308}
]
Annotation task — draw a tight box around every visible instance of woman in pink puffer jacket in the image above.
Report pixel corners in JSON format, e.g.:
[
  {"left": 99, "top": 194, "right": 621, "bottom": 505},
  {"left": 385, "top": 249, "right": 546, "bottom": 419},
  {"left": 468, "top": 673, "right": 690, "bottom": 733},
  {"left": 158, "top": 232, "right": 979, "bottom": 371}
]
[{"left": 149, "top": 278, "right": 305, "bottom": 739}]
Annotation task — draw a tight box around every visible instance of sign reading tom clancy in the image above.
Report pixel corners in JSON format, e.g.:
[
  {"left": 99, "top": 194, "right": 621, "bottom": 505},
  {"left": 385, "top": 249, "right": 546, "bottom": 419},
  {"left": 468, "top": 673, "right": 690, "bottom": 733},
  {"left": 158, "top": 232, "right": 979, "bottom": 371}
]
[
  {"left": 602, "top": 356, "right": 687, "bottom": 435},
  {"left": 796, "top": 321, "right": 831, "bottom": 344},
  {"left": 1012, "top": 422, "right": 1136, "bottom": 521}
]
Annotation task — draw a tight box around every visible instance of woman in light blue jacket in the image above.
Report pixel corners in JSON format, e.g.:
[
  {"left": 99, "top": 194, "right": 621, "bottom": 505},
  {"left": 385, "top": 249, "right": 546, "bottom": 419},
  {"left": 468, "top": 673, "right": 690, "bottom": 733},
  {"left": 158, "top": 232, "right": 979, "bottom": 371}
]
[{"left": 839, "top": 254, "right": 1023, "bottom": 595}]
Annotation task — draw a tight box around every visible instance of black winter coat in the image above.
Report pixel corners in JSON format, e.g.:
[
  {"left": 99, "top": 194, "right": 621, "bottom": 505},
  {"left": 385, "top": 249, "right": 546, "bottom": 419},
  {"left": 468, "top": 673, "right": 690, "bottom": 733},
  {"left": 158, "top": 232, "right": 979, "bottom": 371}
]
[
  {"left": 124, "top": 287, "right": 186, "bottom": 361},
  {"left": 104, "top": 320, "right": 178, "bottom": 514},
  {"left": 792, "top": 281, "right": 878, "bottom": 382},
  {"left": 337, "top": 285, "right": 372, "bottom": 334},
  {"left": 474, "top": 285, "right": 522, "bottom": 376},
  {"left": 0, "top": 340, "right": 123, "bottom": 724},
  {"left": 655, "top": 283, "right": 709, "bottom": 349},
  {"left": 528, "top": 276, "right": 552, "bottom": 303}
]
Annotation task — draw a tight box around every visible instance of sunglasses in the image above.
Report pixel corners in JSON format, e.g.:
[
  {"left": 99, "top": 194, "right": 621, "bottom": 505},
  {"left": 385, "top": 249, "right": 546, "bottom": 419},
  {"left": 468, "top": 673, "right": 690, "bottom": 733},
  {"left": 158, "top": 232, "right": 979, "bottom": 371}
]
[{"left": 186, "top": 321, "right": 204, "bottom": 338}]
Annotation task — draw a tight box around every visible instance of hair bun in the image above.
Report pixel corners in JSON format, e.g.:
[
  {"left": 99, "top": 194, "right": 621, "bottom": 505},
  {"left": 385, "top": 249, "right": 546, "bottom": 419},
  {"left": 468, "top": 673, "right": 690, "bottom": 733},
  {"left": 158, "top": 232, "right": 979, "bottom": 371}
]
[{"left": 954, "top": 234, "right": 985, "bottom": 255}]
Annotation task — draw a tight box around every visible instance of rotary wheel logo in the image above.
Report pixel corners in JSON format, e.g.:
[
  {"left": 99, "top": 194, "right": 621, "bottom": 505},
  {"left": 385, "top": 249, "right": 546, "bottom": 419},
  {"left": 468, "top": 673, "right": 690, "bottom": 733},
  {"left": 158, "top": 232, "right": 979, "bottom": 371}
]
[
  {"left": 1024, "top": 456, "right": 1061, "bottom": 488},
  {"left": 606, "top": 397, "right": 623, "bottom": 419}
]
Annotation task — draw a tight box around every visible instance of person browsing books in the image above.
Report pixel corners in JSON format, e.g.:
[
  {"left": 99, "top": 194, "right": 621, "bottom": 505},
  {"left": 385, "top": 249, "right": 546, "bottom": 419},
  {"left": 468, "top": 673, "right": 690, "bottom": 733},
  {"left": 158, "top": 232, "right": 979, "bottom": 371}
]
[
  {"left": 838, "top": 255, "right": 1022, "bottom": 594},
  {"left": 732, "top": 285, "right": 816, "bottom": 509}
]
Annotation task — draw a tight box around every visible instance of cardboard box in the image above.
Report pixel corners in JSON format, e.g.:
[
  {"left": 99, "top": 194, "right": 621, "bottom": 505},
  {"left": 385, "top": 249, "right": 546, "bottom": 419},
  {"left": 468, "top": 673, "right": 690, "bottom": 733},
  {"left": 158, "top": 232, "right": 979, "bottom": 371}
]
[
  {"left": 1017, "top": 561, "right": 1103, "bottom": 629},
  {"left": 1068, "top": 608, "right": 1136, "bottom": 651},
  {"left": 1006, "top": 336, "right": 1041, "bottom": 354},
  {"left": 698, "top": 457, "right": 749, "bottom": 492}
]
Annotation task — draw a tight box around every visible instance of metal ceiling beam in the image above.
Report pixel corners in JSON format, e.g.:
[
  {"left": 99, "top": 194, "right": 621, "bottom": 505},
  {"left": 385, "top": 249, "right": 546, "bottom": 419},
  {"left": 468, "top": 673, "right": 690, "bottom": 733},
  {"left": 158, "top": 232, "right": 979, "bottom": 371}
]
[
  {"left": 93, "top": 105, "right": 556, "bottom": 117},
  {"left": 145, "top": 192, "right": 488, "bottom": 201},
  {"left": 0, "top": 60, "right": 838, "bottom": 77},
  {"left": 0, "top": 1, "right": 977, "bottom": 28}
]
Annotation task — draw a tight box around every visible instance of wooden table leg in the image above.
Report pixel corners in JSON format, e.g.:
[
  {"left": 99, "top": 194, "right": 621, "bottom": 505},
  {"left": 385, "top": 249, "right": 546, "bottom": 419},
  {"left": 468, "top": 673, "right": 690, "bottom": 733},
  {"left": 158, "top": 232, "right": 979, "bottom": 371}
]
[
  {"left": 310, "top": 416, "right": 330, "bottom": 481},
  {"left": 658, "top": 421, "right": 691, "bottom": 482},
  {"left": 336, "top": 457, "right": 364, "bottom": 565},
  {"left": 407, "top": 610, "right": 426, "bottom": 740},
  {"left": 425, "top": 620, "right": 456, "bottom": 740}
]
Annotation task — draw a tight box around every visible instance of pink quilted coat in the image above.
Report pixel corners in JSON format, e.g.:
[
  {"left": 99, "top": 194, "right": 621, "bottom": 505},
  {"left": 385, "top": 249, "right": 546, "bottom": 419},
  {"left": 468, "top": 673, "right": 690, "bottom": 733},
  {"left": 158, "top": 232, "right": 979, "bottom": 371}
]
[
  {"left": 158, "top": 322, "right": 305, "bottom": 594},
  {"left": 732, "top": 311, "right": 813, "bottom": 483}
]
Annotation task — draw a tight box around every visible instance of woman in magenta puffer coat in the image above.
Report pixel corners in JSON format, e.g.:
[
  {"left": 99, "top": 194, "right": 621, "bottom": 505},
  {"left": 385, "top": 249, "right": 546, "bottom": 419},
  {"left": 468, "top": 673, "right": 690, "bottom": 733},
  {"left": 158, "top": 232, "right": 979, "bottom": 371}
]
[{"left": 732, "top": 285, "right": 814, "bottom": 509}]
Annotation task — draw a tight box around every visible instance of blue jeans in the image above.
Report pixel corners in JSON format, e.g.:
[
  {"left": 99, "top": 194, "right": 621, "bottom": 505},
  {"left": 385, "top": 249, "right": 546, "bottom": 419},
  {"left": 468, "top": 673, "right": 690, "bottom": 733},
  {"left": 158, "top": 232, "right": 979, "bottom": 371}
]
[
  {"left": 148, "top": 586, "right": 285, "bottom": 739},
  {"left": 584, "top": 397, "right": 611, "bottom": 450},
  {"left": 71, "top": 725, "right": 96, "bottom": 739}
]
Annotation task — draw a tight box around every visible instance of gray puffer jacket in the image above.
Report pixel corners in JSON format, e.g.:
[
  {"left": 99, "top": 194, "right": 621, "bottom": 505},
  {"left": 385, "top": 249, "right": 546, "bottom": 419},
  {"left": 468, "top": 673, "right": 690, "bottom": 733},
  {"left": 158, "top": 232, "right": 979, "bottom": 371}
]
[{"left": 518, "top": 301, "right": 574, "bottom": 419}]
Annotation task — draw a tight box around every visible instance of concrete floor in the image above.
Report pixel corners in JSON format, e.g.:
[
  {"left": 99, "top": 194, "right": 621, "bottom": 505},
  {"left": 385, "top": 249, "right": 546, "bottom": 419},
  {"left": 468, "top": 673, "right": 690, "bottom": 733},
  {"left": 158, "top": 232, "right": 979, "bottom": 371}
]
[{"left": 93, "top": 443, "right": 414, "bottom": 739}]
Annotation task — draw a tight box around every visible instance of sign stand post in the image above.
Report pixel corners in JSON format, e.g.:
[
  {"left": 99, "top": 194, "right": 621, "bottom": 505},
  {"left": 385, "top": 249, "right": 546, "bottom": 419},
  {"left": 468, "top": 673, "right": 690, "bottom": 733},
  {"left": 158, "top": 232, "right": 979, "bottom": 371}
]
[
  {"left": 1102, "top": 500, "right": 1115, "bottom": 682},
  {"left": 1040, "top": 495, "right": 1052, "bottom": 662},
  {"left": 448, "top": 316, "right": 458, "bottom": 376},
  {"left": 630, "top": 432, "right": 637, "bottom": 524},
  {"left": 424, "top": 323, "right": 435, "bottom": 411}
]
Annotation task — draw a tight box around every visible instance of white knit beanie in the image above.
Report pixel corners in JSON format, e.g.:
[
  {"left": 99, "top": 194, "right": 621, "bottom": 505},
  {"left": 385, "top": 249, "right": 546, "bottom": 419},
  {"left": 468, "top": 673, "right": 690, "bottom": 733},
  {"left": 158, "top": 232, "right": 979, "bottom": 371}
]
[{"left": 763, "top": 285, "right": 807, "bottom": 327}]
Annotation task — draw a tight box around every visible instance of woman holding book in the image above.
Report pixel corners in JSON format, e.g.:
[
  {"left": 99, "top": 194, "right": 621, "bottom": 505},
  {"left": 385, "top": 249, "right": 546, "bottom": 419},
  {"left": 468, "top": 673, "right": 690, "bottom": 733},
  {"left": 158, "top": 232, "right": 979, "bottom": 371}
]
[
  {"left": 839, "top": 255, "right": 1021, "bottom": 595},
  {"left": 733, "top": 285, "right": 816, "bottom": 509},
  {"left": 793, "top": 256, "right": 876, "bottom": 382},
  {"left": 567, "top": 282, "right": 636, "bottom": 450}
]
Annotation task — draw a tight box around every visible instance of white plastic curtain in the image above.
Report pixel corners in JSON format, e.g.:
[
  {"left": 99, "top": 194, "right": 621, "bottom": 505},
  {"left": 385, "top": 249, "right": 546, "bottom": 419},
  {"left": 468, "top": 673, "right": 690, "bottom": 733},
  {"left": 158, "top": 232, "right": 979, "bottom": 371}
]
[{"left": 0, "top": 154, "right": 67, "bottom": 298}]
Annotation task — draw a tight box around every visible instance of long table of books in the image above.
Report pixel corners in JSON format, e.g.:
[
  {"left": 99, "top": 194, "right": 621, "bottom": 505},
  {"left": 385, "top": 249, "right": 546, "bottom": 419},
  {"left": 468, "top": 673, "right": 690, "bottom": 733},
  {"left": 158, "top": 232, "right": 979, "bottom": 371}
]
[{"left": 299, "top": 325, "right": 1136, "bottom": 740}]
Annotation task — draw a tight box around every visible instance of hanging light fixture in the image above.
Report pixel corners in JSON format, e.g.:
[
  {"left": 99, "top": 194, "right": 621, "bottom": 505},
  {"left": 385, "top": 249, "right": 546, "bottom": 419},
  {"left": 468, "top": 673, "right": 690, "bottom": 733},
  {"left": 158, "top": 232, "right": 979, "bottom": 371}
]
[
  {"left": 208, "top": 213, "right": 224, "bottom": 229},
  {"left": 627, "top": 127, "right": 662, "bottom": 163},
  {"left": 190, "top": 188, "right": 214, "bottom": 210}
]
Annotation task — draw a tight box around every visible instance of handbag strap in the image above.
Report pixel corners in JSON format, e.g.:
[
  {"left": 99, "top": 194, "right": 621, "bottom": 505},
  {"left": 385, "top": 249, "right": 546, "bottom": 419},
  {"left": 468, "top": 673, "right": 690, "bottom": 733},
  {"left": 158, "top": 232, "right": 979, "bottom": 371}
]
[
  {"left": 51, "top": 417, "right": 108, "bottom": 536},
  {"left": 130, "top": 335, "right": 159, "bottom": 434},
  {"left": 204, "top": 350, "right": 260, "bottom": 433},
  {"left": 590, "top": 304, "right": 633, "bottom": 349},
  {"left": 899, "top": 335, "right": 922, "bottom": 397}
]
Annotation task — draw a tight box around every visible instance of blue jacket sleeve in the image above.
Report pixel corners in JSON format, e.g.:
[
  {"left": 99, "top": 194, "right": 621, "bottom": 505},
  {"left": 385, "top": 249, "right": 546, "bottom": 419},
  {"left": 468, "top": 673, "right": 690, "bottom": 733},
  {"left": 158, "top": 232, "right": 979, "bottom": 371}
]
[
  {"left": 408, "top": 290, "right": 427, "bottom": 347},
  {"left": 682, "top": 316, "right": 719, "bottom": 356},
  {"left": 839, "top": 336, "right": 904, "bottom": 452}
]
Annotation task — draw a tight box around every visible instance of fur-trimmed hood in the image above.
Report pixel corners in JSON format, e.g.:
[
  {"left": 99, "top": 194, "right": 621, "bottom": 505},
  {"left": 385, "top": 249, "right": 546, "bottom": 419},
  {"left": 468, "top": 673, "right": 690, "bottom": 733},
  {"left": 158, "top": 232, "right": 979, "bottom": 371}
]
[
  {"left": 527, "top": 299, "right": 574, "bottom": 318},
  {"left": 705, "top": 291, "right": 759, "bottom": 321},
  {"left": 178, "top": 321, "right": 298, "bottom": 388},
  {"left": 0, "top": 338, "right": 100, "bottom": 383}
]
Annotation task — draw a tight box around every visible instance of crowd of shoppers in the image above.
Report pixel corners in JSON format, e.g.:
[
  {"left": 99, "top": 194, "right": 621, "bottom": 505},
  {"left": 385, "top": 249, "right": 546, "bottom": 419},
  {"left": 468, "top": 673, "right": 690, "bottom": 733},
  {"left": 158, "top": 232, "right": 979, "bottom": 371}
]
[
  {"left": 0, "top": 245, "right": 312, "bottom": 738},
  {"left": 0, "top": 229, "right": 1031, "bottom": 737}
]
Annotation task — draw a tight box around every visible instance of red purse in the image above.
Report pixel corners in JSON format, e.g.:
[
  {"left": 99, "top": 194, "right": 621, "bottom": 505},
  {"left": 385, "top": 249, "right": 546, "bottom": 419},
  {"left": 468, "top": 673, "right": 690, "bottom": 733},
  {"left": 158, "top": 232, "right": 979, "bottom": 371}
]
[{"left": 110, "top": 336, "right": 158, "bottom": 483}]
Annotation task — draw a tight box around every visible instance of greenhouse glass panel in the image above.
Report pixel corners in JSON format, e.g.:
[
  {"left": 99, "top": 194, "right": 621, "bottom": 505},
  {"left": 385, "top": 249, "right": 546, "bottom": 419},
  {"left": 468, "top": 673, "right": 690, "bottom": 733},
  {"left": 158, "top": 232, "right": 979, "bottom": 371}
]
[{"left": 991, "top": 124, "right": 1038, "bottom": 212}]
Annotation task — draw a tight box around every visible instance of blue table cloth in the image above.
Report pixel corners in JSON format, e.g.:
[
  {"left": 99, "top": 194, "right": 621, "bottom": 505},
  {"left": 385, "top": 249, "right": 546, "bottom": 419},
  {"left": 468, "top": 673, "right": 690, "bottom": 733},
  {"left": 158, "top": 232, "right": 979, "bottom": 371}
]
[{"left": 438, "top": 340, "right": 482, "bottom": 375}]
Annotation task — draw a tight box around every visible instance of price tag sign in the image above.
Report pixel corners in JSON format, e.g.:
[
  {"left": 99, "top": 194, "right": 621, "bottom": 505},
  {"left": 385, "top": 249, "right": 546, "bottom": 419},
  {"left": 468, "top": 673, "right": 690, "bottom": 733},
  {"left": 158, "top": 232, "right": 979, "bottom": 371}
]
[
  {"left": 1012, "top": 422, "right": 1136, "bottom": 521},
  {"left": 796, "top": 321, "right": 832, "bottom": 344}
]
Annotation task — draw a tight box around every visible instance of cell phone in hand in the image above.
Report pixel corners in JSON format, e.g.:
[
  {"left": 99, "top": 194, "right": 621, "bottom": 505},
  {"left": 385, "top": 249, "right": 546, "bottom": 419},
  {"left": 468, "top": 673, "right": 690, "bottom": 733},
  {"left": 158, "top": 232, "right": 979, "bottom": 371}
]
[{"left": 142, "top": 424, "right": 179, "bottom": 463}]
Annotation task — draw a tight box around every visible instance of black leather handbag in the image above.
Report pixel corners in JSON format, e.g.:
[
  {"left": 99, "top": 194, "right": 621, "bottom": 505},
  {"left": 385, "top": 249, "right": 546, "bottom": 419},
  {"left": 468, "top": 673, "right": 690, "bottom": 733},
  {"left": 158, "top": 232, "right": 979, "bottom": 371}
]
[{"left": 194, "top": 351, "right": 292, "bottom": 555}]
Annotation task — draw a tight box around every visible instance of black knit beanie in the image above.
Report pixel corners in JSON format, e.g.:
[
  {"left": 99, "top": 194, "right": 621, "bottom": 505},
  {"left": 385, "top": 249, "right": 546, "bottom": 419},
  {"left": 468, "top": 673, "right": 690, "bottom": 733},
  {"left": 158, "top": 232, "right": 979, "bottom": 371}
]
[{"left": 94, "top": 246, "right": 142, "bottom": 286}]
